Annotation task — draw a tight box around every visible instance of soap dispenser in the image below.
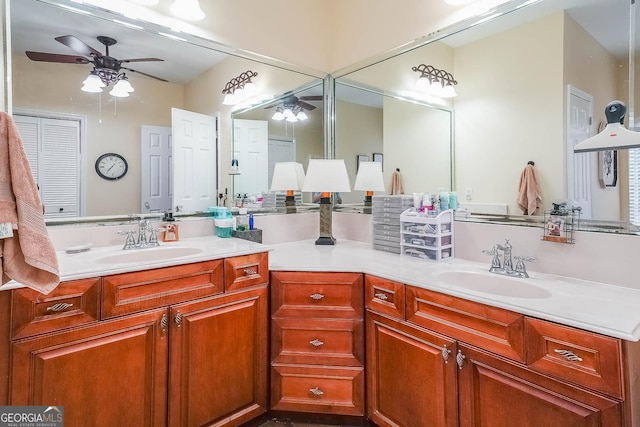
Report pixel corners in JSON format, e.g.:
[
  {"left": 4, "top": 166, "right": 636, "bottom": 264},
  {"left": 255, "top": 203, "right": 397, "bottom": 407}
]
[{"left": 161, "top": 211, "right": 179, "bottom": 242}]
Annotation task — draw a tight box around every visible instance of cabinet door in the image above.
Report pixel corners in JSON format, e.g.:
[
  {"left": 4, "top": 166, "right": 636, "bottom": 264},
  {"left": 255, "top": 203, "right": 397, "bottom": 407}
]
[
  {"left": 366, "top": 311, "right": 458, "bottom": 427},
  {"left": 11, "top": 308, "right": 169, "bottom": 427},
  {"left": 457, "top": 344, "right": 623, "bottom": 427},
  {"left": 168, "top": 285, "right": 268, "bottom": 427}
]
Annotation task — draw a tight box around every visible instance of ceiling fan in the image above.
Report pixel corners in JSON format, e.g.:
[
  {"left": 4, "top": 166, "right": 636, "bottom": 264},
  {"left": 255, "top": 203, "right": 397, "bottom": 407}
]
[
  {"left": 25, "top": 35, "right": 168, "bottom": 89},
  {"left": 266, "top": 94, "right": 323, "bottom": 111}
]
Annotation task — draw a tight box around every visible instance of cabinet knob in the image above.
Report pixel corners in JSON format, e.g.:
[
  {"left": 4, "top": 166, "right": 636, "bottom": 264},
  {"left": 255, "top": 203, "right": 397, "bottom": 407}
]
[
  {"left": 554, "top": 349, "right": 583, "bottom": 362},
  {"left": 309, "top": 293, "right": 325, "bottom": 301},
  {"left": 309, "top": 387, "right": 324, "bottom": 396},
  {"left": 456, "top": 350, "right": 466, "bottom": 369},
  {"left": 310, "top": 339, "right": 324, "bottom": 347},
  {"left": 374, "top": 293, "right": 389, "bottom": 301},
  {"left": 174, "top": 311, "right": 183, "bottom": 327},
  {"left": 46, "top": 302, "right": 74, "bottom": 313}
]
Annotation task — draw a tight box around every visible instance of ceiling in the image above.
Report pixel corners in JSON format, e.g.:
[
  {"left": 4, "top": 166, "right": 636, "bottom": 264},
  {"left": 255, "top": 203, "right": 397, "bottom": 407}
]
[{"left": 10, "top": 0, "right": 633, "bottom": 90}]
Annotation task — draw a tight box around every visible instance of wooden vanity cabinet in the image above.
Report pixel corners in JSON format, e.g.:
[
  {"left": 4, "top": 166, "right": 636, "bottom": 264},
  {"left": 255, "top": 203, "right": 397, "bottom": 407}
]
[
  {"left": 9, "top": 253, "right": 269, "bottom": 427},
  {"left": 365, "top": 274, "right": 632, "bottom": 427},
  {"left": 270, "top": 271, "right": 365, "bottom": 416}
]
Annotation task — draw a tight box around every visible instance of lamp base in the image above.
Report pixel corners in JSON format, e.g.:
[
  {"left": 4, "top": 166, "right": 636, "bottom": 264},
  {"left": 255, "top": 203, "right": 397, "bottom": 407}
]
[
  {"left": 363, "top": 195, "right": 373, "bottom": 214},
  {"left": 285, "top": 195, "right": 297, "bottom": 214},
  {"left": 315, "top": 236, "right": 336, "bottom": 245}
]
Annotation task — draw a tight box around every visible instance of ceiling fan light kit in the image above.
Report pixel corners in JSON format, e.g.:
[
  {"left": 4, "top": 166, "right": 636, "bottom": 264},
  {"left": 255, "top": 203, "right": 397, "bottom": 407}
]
[{"left": 267, "top": 94, "right": 322, "bottom": 123}]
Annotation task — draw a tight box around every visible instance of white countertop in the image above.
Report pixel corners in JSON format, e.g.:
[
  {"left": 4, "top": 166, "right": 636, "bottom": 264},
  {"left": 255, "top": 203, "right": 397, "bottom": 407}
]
[
  {"left": 4, "top": 236, "right": 639, "bottom": 342},
  {"left": 269, "top": 240, "right": 640, "bottom": 342}
]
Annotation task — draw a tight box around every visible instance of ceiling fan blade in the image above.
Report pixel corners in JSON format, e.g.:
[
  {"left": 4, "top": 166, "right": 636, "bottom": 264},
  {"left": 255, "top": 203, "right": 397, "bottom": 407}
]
[
  {"left": 297, "top": 101, "right": 317, "bottom": 110},
  {"left": 121, "top": 58, "right": 164, "bottom": 63},
  {"left": 55, "top": 35, "right": 102, "bottom": 57},
  {"left": 25, "top": 51, "right": 90, "bottom": 64},
  {"left": 122, "top": 67, "right": 169, "bottom": 82},
  {"left": 299, "top": 95, "right": 323, "bottom": 101}
]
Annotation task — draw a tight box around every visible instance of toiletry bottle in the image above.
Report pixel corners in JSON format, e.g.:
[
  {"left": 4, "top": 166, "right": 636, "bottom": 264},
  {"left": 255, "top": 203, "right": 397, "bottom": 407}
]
[
  {"left": 449, "top": 191, "right": 458, "bottom": 210},
  {"left": 439, "top": 191, "right": 450, "bottom": 211},
  {"left": 161, "top": 211, "right": 179, "bottom": 242},
  {"left": 249, "top": 213, "right": 254, "bottom": 230},
  {"left": 237, "top": 208, "right": 249, "bottom": 231}
]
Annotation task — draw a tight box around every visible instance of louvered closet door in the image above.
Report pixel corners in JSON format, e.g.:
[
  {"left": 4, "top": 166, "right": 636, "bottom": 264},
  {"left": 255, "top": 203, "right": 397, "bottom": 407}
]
[{"left": 15, "top": 115, "right": 81, "bottom": 219}]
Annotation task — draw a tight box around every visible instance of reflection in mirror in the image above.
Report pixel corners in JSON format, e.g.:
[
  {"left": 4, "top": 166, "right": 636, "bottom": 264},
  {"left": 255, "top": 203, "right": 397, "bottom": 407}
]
[
  {"left": 231, "top": 82, "right": 324, "bottom": 207},
  {"left": 335, "top": 0, "right": 639, "bottom": 232},
  {"left": 10, "top": 0, "right": 321, "bottom": 222},
  {"left": 335, "top": 82, "right": 452, "bottom": 205}
]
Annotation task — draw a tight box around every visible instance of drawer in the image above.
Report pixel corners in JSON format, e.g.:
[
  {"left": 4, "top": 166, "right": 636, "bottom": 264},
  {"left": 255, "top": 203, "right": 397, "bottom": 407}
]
[
  {"left": 12, "top": 277, "right": 101, "bottom": 339},
  {"left": 271, "top": 364, "right": 365, "bottom": 416},
  {"left": 271, "top": 272, "right": 363, "bottom": 318},
  {"left": 406, "top": 286, "right": 526, "bottom": 362},
  {"left": 101, "top": 260, "right": 223, "bottom": 319},
  {"left": 365, "top": 275, "right": 405, "bottom": 319},
  {"left": 372, "top": 244, "right": 401, "bottom": 254},
  {"left": 271, "top": 317, "right": 364, "bottom": 366},
  {"left": 526, "top": 317, "right": 623, "bottom": 398},
  {"left": 224, "top": 252, "right": 268, "bottom": 291}
]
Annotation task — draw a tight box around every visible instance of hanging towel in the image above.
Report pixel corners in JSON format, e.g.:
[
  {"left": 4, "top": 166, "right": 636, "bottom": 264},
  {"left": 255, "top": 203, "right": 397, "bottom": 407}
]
[
  {"left": 517, "top": 163, "right": 542, "bottom": 215},
  {"left": 0, "top": 112, "right": 59, "bottom": 294},
  {"left": 390, "top": 168, "right": 405, "bottom": 195}
]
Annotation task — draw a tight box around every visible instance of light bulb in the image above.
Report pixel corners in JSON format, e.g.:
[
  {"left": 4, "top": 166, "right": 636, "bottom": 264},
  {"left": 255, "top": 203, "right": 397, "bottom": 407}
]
[
  {"left": 296, "top": 110, "right": 308, "bottom": 121},
  {"left": 416, "top": 76, "right": 430, "bottom": 91},
  {"left": 272, "top": 110, "right": 285, "bottom": 121},
  {"left": 243, "top": 81, "right": 257, "bottom": 95},
  {"left": 283, "top": 108, "right": 294, "bottom": 119},
  {"left": 440, "top": 84, "right": 458, "bottom": 98},
  {"left": 109, "top": 85, "right": 130, "bottom": 97},
  {"left": 114, "top": 78, "right": 134, "bottom": 93},
  {"left": 81, "top": 72, "right": 105, "bottom": 93},
  {"left": 223, "top": 93, "right": 236, "bottom": 105},
  {"left": 170, "top": 0, "right": 205, "bottom": 21},
  {"left": 286, "top": 115, "right": 298, "bottom": 123}
]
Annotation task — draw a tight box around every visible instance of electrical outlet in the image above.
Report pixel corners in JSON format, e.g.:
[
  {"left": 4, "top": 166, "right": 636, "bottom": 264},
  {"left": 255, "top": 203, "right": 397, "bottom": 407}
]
[{"left": 465, "top": 187, "right": 473, "bottom": 200}]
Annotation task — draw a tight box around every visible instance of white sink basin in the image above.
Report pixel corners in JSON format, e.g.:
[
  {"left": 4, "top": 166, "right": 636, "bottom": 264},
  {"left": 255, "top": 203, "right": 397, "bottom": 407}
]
[
  {"left": 436, "top": 270, "right": 552, "bottom": 299},
  {"left": 96, "top": 247, "right": 203, "bottom": 264}
]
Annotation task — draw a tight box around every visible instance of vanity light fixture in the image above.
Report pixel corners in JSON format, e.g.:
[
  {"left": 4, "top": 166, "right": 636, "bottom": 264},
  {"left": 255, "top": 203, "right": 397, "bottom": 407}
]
[
  {"left": 354, "top": 161, "right": 385, "bottom": 213},
  {"left": 302, "top": 159, "right": 351, "bottom": 245},
  {"left": 222, "top": 70, "right": 259, "bottom": 105},
  {"left": 170, "top": 0, "right": 205, "bottom": 21},
  {"left": 270, "top": 162, "right": 306, "bottom": 213},
  {"left": 574, "top": 101, "right": 640, "bottom": 152},
  {"left": 412, "top": 64, "right": 458, "bottom": 98}
]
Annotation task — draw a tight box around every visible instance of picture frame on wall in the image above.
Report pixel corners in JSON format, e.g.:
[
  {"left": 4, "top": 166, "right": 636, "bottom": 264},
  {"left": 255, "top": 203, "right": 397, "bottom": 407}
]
[
  {"left": 357, "top": 154, "right": 370, "bottom": 171},
  {"left": 373, "top": 152, "right": 383, "bottom": 170},
  {"left": 598, "top": 149, "right": 617, "bottom": 188}
]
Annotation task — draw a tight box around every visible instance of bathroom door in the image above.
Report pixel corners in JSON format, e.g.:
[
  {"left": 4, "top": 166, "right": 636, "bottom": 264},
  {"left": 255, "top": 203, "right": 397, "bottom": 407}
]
[
  {"left": 172, "top": 108, "right": 217, "bottom": 212},
  {"left": 567, "top": 85, "right": 593, "bottom": 219},
  {"left": 140, "top": 125, "right": 172, "bottom": 213},
  {"left": 233, "top": 119, "right": 268, "bottom": 196}
]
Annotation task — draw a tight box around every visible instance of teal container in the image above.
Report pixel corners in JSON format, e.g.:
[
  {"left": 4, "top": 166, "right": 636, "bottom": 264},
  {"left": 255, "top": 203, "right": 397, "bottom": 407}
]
[{"left": 215, "top": 226, "right": 233, "bottom": 238}]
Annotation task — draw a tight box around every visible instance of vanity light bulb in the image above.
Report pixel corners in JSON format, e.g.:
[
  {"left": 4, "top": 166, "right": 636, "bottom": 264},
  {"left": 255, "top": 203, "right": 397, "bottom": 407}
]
[
  {"left": 440, "top": 84, "right": 458, "bottom": 98},
  {"left": 429, "top": 79, "right": 444, "bottom": 96},
  {"left": 222, "top": 93, "right": 236, "bottom": 105},
  {"left": 243, "top": 81, "right": 257, "bottom": 95},
  {"left": 416, "top": 76, "right": 430, "bottom": 91}
]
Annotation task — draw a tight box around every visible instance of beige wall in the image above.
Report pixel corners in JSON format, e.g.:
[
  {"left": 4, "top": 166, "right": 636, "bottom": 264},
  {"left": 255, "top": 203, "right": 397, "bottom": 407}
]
[
  {"left": 335, "top": 99, "right": 383, "bottom": 204},
  {"left": 12, "top": 56, "right": 184, "bottom": 216}
]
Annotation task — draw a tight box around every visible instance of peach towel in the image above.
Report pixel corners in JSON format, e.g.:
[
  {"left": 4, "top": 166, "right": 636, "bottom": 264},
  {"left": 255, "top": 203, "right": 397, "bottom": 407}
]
[
  {"left": 0, "top": 112, "right": 59, "bottom": 294},
  {"left": 390, "top": 169, "right": 404, "bottom": 195},
  {"left": 517, "top": 164, "right": 542, "bottom": 215}
]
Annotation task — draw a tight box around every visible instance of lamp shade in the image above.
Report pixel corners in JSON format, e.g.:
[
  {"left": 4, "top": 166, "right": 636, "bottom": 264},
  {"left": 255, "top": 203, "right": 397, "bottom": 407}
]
[
  {"left": 354, "top": 161, "right": 385, "bottom": 192},
  {"left": 302, "top": 159, "right": 351, "bottom": 193},
  {"left": 270, "top": 162, "right": 305, "bottom": 191}
]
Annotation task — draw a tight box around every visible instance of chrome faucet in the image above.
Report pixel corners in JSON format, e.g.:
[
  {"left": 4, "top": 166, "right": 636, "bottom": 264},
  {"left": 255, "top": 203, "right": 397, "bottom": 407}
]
[
  {"left": 483, "top": 239, "right": 536, "bottom": 278},
  {"left": 117, "top": 217, "right": 160, "bottom": 250}
]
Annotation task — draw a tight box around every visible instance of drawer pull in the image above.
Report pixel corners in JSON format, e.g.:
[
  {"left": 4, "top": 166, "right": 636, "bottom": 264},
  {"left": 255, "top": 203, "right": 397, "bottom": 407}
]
[
  {"left": 46, "top": 302, "right": 74, "bottom": 313},
  {"left": 160, "top": 313, "right": 168, "bottom": 333},
  {"left": 309, "top": 387, "right": 324, "bottom": 396},
  {"left": 310, "top": 339, "right": 324, "bottom": 347},
  {"left": 309, "top": 293, "right": 325, "bottom": 301},
  {"left": 555, "top": 349, "right": 583, "bottom": 362},
  {"left": 243, "top": 267, "right": 257, "bottom": 275},
  {"left": 456, "top": 350, "right": 466, "bottom": 369},
  {"left": 442, "top": 345, "right": 451, "bottom": 363},
  {"left": 374, "top": 293, "right": 389, "bottom": 301}
]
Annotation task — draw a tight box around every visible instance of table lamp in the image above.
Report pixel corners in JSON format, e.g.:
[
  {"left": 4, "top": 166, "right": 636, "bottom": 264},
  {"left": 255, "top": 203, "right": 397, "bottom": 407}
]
[
  {"left": 270, "top": 162, "right": 305, "bottom": 213},
  {"left": 302, "top": 159, "right": 351, "bottom": 245},
  {"left": 354, "top": 161, "right": 385, "bottom": 213}
]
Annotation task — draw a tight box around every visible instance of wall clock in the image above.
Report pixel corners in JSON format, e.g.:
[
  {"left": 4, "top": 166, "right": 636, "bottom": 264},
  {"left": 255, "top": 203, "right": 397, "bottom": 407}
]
[{"left": 95, "top": 153, "right": 128, "bottom": 181}]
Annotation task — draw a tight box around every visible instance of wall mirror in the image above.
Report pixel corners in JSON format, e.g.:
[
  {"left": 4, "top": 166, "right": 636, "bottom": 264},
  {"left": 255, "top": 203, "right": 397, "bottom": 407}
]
[
  {"left": 334, "top": 0, "right": 640, "bottom": 234},
  {"left": 9, "top": 0, "right": 322, "bottom": 223},
  {"left": 230, "top": 81, "right": 325, "bottom": 206}
]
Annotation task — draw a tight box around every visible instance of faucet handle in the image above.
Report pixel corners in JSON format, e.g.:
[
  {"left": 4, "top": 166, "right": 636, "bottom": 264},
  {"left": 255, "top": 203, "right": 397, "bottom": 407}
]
[
  {"left": 482, "top": 245, "right": 502, "bottom": 270},
  {"left": 514, "top": 256, "right": 537, "bottom": 278},
  {"left": 116, "top": 230, "right": 136, "bottom": 250}
]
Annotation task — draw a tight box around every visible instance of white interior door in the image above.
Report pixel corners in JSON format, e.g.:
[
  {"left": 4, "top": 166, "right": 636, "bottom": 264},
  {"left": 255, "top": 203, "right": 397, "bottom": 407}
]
[
  {"left": 141, "top": 125, "right": 172, "bottom": 213},
  {"left": 233, "top": 119, "right": 268, "bottom": 196},
  {"left": 172, "top": 108, "right": 217, "bottom": 212},
  {"left": 267, "top": 137, "right": 296, "bottom": 188},
  {"left": 567, "top": 85, "right": 593, "bottom": 219}
]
